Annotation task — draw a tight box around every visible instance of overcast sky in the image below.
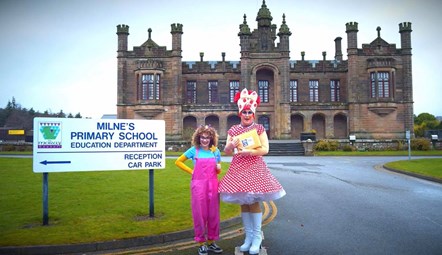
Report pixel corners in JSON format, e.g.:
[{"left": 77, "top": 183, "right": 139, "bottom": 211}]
[{"left": 1, "top": 0, "right": 441, "bottom": 118}]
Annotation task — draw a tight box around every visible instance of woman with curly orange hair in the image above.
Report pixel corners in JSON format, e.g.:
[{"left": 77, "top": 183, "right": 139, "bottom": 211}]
[{"left": 175, "top": 125, "right": 223, "bottom": 255}]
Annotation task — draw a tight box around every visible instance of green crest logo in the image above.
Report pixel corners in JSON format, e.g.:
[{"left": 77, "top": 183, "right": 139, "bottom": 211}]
[
  {"left": 40, "top": 126, "right": 60, "bottom": 140},
  {"left": 38, "top": 122, "right": 62, "bottom": 148}
]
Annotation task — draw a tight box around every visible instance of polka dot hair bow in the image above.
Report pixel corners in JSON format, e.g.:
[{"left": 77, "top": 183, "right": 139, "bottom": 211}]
[{"left": 234, "top": 88, "right": 260, "bottom": 113}]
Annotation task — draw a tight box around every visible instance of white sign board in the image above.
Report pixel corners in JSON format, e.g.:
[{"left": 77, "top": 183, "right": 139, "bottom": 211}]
[{"left": 33, "top": 118, "right": 165, "bottom": 172}]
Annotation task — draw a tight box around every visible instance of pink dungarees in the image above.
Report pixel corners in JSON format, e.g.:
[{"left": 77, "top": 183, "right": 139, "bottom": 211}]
[{"left": 191, "top": 148, "right": 220, "bottom": 242}]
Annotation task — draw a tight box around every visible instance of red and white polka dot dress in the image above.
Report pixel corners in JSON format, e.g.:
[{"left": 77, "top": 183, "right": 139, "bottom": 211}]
[{"left": 219, "top": 123, "right": 286, "bottom": 205}]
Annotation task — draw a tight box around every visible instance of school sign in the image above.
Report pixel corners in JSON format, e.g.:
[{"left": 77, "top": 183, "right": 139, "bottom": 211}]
[{"left": 33, "top": 118, "right": 165, "bottom": 172}]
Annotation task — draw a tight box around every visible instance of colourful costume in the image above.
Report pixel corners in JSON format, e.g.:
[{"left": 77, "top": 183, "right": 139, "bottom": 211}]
[
  {"left": 219, "top": 88, "right": 286, "bottom": 255},
  {"left": 176, "top": 146, "right": 221, "bottom": 243}
]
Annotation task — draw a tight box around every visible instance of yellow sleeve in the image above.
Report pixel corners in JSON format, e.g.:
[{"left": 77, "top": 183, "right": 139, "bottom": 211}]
[{"left": 175, "top": 154, "right": 193, "bottom": 174}]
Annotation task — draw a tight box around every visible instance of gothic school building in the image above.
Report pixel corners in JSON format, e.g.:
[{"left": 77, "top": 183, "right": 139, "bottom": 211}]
[{"left": 116, "top": 1, "right": 414, "bottom": 141}]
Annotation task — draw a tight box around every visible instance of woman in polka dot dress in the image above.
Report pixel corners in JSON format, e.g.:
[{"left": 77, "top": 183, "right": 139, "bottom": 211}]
[{"left": 219, "top": 88, "right": 286, "bottom": 255}]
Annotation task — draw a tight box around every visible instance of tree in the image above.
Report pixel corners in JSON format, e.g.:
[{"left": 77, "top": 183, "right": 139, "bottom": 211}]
[
  {"left": 57, "top": 110, "right": 66, "bottom": 118},
  {"left": 414, "top": 113, "right": 436, "bottom": 125},
  {"left": 0, "top": 97, "right": 83, "bottom": 129},
  {"left": 414, "top": 112, "right": 442, "bottom": 137}
]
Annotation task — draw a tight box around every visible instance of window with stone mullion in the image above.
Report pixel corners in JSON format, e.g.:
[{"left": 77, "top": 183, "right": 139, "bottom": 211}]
[
  {"left": 290, "top": 80, "right": 298, "bottom": 102},
  {"left": 186, "top": 81, "right": 197, "bottom": 104},
  {"left": 141, "top": 74, "right": 160, "bottom": 100},
  {"left": 208, "top": 81, "right": 219, "bottom": 103},
  {"left": 258, "top": 80, "right": 269, "bottom": 103},
  {"left": 309, "top": 80, "right": 319, "bottom": 102},
  {"left": 229, "top": 80, "right": 240, "bottom": 103},
  {"left": 370, "top": 71, "right": 390, "bottom": 98},
  {"left": 330, "top": 80, "right": 340, "bottom": 102}
]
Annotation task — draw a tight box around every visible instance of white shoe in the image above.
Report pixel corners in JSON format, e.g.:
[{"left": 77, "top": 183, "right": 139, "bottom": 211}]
[
  {"left": 239, "top": 212, "right": 253, "bottom": 252},
  {"left": 249, "top": 212, "right": 263, "bottom": 255}
]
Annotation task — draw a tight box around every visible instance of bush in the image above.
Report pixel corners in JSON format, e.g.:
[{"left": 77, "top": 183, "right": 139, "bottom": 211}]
[
  {"left": 411, "top": 138, "right": 431, "bottom": 151},
  {"left": 395, "top": 140, "right": 405, "bottom": 151},
  {"left": 328, "top": 140, "right": 339, "bottom": 151},
  {"left": 1, "top": 144, "right": 16, "bottom": 151},
  {"left": 314, "top": 140, "right": 339, "bottom": 151},
  {"left": 314, "top": 140, "right": 329, "bottom": 151},
  {"left": 342, "top": 144, "right": 355, "bottom": 152}
]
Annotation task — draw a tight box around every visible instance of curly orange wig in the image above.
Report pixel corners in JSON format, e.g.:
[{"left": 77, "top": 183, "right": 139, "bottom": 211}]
[{"left": 191, "top": 125, "right": 219, "bottom": 148}]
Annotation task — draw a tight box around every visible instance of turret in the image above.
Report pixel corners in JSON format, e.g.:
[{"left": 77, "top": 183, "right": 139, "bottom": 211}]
[
  {"left": 116, "top": 24, "right": 129, "bottom": 52},
  {"left": 255, "top": 0, "right": 275, "bottom": 51},
  {"left": 256, "top": 0, "right": 272, "bottom": 28},
  {"left": 345, "top": 22, "right": 358, "bottom": 55},
  {"left": 334, "top": 37, "right": 343, "bottom": 61},
  {"left": 399, "top": 22, "right": 412, "bottom": 54},
  {"left": 277, "top": 14, "right": 291, "bottom": 52},
  {"left": 399, "top": 22, "right": 413, "bottom": 120},
  {"left": 238, "top": 14, "right": 252, "bottom": 53},
  {"left": 171, "top": 23, "right": 183, "bottom": 55}
]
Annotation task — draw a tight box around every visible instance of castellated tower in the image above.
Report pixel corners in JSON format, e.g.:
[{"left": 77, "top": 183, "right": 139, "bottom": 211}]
[
  {"left": 115, "top": 23, "right": 184, "bottom": 139},
  {"left": 171, "top": 23, "right": 183, "bottom": 55},
  {"left": 116, "top": 24, "right": 129, "bottom": 112},
  {"left": 116, "top": 24, "right": 129, "bottom": 53},
  {"left": 345, "top": 22, "right": 358, "bottom": 52},
  {"left": 399, "top": 22, "right": 413, "bottom": 134},
  {"left": 345, "top": 20, "right": 414, "bottom": 139},
  {"left": 345, "top": 22, "right": 359, "bottom": 107}
]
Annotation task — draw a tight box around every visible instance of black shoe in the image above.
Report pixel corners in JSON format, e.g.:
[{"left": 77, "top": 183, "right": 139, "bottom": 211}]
[
  {"left": 198, "top": 244, "right": 208, "bottom": 255},
  {"left": 208, "top": 242, "right": 223, "bottom": 253}
]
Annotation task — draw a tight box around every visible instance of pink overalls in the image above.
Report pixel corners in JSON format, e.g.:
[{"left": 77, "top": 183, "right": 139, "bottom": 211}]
[{"left": 191, "top": 148, "right": 220, "bottom": 243}]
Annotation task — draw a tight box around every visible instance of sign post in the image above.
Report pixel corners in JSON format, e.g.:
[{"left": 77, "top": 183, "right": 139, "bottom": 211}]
[
  {"left": 149, "top": 169, "right": 154, "bottom": 218},
  {"left": 43, "top": 172, "right": 49, "bottom": 225},
  {"left": 406, "top": 130, "right": 411, "bottom": 160},
  {"left": 33, "top": 118, "right": 165, "bottom": 224}
]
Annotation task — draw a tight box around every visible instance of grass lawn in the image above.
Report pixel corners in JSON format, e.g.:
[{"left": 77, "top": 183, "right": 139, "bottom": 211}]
[
  {"left": 0, "top": 158, "right": 239, "bottom": 246},
  {"left": 314, "top": 150, "right": 442, "bottom": 156},
  {"left": 384, "top": 158, "right": 442, "bottom": 180}
]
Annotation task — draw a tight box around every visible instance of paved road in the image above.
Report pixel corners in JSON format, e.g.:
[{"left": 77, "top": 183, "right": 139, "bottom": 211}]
[
  {"left": 137, "top": 156, "right": 442, "bottom": 255},
  {"left": 263, "top": 156, "right": 442, "bottom": 255}
]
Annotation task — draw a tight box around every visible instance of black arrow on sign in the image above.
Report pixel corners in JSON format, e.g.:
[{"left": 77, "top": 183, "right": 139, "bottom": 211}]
[{"left": 40, "top": 160, "right": 71, "bottom": 165}]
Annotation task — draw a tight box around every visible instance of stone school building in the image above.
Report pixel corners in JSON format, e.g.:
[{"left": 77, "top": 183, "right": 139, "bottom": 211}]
[{"left": 116, "top": 0, "right": 413, "bottom": 141}]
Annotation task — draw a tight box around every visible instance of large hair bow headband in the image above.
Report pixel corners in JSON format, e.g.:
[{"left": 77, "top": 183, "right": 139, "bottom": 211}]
[{"left": 234, "top": 88, "right": 260, "bottom": 113}]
